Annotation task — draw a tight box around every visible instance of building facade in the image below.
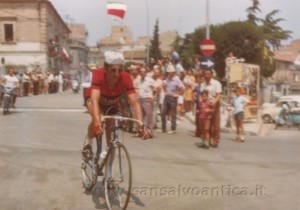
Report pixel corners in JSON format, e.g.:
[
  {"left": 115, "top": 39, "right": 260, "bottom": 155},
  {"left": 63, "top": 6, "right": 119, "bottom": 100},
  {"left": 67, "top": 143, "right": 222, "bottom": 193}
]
[
  {"left": 0, "top": 0, "right": 70, "bottom": 75},
  {"left": 272, "top": 40, "right": 300, "bottom": 95},
  {"left": 67, "top": 23, "right": 89, "bottom": 83},
  {"left": 98, "top": 25, "right": 177, "bottom": 64}
]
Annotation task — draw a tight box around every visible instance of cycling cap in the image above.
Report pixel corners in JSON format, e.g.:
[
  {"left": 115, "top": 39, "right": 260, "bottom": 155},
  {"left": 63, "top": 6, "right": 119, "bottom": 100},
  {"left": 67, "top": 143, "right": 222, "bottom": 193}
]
[{"left": 104, "top": 51, "right": 124, "bottom": 65}]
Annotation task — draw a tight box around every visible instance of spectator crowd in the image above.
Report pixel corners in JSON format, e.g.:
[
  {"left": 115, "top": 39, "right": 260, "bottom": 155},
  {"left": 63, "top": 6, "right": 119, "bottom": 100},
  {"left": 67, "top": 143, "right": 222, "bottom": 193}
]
[
  {"left": 1, "top": 51, "right": 232, "bottom": 149},
  {"left": 1, "top": 65, "right": 76, "bottom": 97},
  {"left": 118, "top": 51, "right": 223, "bottom": 149}
]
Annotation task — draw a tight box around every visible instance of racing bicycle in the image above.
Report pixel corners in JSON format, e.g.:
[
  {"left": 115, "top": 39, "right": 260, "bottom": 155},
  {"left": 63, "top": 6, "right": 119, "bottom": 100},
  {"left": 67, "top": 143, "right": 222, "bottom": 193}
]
[{"left": 81, "top": 114, "right": 143, "bottom": 210}]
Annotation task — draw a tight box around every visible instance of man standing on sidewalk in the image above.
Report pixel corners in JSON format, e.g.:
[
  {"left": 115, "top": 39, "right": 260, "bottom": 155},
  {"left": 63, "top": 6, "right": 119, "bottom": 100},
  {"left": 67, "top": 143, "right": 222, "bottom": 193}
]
[
  {"left": 152, "top": 68, "right": 163, "bottom": 129},
  {"left": 138, "top": 67, "right": 158, "bottom": 139},
  {"left": 160, "top": 64, "right": 184, "bottom": 134},
  {"left": 201, "top": 68, "right": 222, "bottom": 147}
]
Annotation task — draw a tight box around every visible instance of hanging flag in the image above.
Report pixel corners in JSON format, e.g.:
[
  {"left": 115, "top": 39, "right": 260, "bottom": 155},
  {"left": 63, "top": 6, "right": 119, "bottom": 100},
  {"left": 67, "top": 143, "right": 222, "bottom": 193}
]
[
  {"left": 107, "top": 2, "right": 127, "bottom": 19},
  {"left": 61, "top": 47, "right": 71, "bottom": 62}
]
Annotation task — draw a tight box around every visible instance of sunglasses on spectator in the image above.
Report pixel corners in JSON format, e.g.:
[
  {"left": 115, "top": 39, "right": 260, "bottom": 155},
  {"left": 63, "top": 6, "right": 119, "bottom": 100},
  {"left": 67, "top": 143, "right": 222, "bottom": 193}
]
[{"left": 109, "top": 67, "right": 123, "bottom": 73}]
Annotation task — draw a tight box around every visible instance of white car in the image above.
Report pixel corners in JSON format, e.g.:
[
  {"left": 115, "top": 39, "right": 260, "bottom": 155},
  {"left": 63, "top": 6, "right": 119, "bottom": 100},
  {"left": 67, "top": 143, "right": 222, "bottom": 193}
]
[{"left": 261, "top": 95, "right": 300, "bottom": 123}]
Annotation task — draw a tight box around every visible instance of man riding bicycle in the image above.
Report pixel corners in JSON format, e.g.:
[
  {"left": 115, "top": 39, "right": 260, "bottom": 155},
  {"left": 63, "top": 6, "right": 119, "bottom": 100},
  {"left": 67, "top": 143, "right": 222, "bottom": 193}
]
[
  {"left": 83, "top": 51, "right": 143, "bottom": 153},
  {"left": 0, "top": 68, "right": 20, "bottom": 108}
]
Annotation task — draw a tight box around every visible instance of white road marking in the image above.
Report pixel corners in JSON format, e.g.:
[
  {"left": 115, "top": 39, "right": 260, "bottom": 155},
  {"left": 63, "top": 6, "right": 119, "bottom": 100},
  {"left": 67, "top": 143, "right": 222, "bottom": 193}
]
[{"left": 1, "top": 108, "right": 86, "bottom": 113}]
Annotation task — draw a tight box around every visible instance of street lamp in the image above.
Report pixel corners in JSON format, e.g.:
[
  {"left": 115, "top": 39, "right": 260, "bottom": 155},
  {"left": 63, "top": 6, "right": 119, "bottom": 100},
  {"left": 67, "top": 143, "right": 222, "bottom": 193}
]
[{"left": 144, "top": 0, "right": 150, "bottom": 64}]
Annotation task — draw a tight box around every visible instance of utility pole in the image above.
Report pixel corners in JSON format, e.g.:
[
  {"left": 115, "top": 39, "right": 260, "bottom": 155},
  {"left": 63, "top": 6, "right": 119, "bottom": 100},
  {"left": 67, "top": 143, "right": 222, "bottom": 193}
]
[
  {"left": 206, "top": 0, "right": 210, "bottom": 39},
  {"left": 144, "top": 0, "right": 150, "bottom": 64}
]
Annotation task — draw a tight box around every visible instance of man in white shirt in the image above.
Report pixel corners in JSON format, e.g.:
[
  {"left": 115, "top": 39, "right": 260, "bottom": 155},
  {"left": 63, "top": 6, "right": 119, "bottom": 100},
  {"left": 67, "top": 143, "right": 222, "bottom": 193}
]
[
  {"left": 138, "top": 67, "right": 158, "bottom": 139},
  {"left": 0, "top": 68, "right": 20, "bottom": 108},
  {"left": 200, "top": 68, "right": 222, "bottom": 148}
]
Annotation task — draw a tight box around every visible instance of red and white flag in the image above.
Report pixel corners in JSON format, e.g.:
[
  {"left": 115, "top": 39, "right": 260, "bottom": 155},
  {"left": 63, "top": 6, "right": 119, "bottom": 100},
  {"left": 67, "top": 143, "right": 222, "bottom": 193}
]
[{"left": 107, "top": 2, "right": 127, "bottom": 19}]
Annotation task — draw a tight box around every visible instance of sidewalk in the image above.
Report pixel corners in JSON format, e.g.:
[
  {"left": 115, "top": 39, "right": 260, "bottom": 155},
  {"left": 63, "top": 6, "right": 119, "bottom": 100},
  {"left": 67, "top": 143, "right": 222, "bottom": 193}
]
[{"left": 185, "top": 106, "right": 268, "bottom": 137}]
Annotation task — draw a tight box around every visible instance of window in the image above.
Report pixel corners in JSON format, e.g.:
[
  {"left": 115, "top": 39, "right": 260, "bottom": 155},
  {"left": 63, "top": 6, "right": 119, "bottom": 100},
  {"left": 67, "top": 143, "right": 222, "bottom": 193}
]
[
  {"left": 293, "top": 73, "right": 299, "bottom": 82},
  {"left": 4, "top": 24, "right": 14, "bottom": 41},
  {"left": 1, "top": 17, "right": 17, "bottom": 43}
]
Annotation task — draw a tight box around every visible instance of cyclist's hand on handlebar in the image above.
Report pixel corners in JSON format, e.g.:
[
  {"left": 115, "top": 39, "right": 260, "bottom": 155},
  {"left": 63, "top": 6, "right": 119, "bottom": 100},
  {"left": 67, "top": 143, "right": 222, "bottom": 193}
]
[{"left": 94, "top": 124, "right": 103, "bottom": 135}]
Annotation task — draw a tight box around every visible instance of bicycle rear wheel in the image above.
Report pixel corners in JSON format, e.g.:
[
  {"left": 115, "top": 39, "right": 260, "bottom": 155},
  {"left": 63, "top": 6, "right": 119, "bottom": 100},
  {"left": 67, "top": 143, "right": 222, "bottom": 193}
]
[
  {"left": 104, "top": 142, "right": 132, "bottom": 210},
  {"left": 81, "top": 136, "right": 101, "bottom": 191}
]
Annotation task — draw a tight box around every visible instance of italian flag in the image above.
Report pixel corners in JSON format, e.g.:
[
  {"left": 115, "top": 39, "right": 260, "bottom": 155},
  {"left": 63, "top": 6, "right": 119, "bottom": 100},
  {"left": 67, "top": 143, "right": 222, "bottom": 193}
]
[
  {"left": 107, "top": 2, "right": 127, "bottom": 19},
  {"left": 62, "top": 47, "right": 71, "bottom": 62}
]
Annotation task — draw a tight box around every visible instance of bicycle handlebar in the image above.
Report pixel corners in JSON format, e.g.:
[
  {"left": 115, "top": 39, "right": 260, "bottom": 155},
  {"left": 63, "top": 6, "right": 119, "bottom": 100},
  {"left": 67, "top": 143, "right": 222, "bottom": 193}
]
[{"left": 101, "top": 115, "right": 144, "bottom": 125}]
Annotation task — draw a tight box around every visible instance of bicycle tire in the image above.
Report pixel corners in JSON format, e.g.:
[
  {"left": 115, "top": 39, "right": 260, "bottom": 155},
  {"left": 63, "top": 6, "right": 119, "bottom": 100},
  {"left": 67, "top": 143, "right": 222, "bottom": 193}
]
[
  {"left": 81, "top": 137, "right": 100, "bottom": 191},
  {"left": 104, "top": 142, "right": 132, "bottom": 210}
]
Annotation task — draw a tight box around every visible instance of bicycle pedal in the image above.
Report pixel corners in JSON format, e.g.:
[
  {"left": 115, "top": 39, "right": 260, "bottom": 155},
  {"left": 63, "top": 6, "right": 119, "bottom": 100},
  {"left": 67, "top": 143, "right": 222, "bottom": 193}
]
[{"left": 81, "top": 149, "right": 93, "bottom": 161}]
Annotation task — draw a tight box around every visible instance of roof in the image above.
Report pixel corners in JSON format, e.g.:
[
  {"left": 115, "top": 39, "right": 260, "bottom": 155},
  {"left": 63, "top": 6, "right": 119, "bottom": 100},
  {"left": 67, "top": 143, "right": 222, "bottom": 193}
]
[
  {"left": 274, "top": 39, "right": 300, "bottom": 63},
  {"left": 273, "top": 50, "right": 298, "bottom": 63}
]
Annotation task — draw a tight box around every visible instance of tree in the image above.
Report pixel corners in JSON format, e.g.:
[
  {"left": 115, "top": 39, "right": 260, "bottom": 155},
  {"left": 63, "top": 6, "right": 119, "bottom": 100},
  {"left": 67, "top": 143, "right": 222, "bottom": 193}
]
[
  {"left": 172, "top": 33, "right": 198, "bottom": 69},
  {"left": 246, "top": 0, "right": 292, "bottom": 49},
  {"left": 261, "top": 10, "right": 292, "bottom": 50},
  {"left": 179, "top": 21, "right": 275, "bottom": 78},
  {"left": 149, "top": 19, "right": 162, "bottom": 62},
  {"left": 176, "top": 0, "right": 291, "bottom": 78},
  {"left": 246, "top": 0, "right": 261, "bottom": 25}
]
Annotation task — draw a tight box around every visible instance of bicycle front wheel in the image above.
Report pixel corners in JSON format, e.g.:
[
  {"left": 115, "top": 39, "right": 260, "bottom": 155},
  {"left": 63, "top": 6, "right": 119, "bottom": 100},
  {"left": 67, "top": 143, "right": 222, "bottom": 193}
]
[
  {"left": 104, "top": 143, "right": 132, "bottom": 210},
  {"left": 81, "top": 137, "right": 100, "bottom": 191}
]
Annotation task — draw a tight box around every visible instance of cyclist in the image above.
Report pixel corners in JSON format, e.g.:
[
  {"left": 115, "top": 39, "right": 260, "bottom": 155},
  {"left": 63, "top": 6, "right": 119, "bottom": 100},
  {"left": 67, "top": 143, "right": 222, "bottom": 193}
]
[
  {"left": 0, "top": 68, "right": 20, "bottom": 108},
  {"left": 83, "top": 51, "right": 143, "bottom": 154}
]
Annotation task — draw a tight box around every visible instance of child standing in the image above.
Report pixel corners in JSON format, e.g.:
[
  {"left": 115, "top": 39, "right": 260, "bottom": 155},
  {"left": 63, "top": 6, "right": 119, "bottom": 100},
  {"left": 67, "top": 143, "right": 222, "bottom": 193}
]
[
  {"left": 197, "top": 90, "right": 214, "bottom": 149},
  {"left": 193, "top": 74, "right": 205, "bottom": 137},
  {"left": 231, "top": 88, "right": 249, "bottom": 142}
]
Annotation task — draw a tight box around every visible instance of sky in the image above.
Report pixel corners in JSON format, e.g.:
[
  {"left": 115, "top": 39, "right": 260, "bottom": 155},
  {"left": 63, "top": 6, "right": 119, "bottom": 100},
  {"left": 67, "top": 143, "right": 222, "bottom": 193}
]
[{"left": 50, "top": 0, "right": 300, "bottom": 46}]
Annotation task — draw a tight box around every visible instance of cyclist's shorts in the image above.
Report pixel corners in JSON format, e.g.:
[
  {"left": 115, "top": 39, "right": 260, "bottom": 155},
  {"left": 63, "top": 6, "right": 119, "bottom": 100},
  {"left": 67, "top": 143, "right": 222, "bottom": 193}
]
[
  {"left": 85, "top": 97, "right": 119, "bottom": 116},
  {"left": 102, "top": 105, "right": 119, "bottom": 116},
  {"left": 84, "top": 96, "right": 91, "bottom": 107}
]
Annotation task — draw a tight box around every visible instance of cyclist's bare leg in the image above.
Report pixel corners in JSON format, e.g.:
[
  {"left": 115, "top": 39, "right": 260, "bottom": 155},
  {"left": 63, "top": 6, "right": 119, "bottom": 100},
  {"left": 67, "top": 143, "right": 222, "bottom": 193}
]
[{"left": 85, "top": 100, "right": 96, "bottom": 146}]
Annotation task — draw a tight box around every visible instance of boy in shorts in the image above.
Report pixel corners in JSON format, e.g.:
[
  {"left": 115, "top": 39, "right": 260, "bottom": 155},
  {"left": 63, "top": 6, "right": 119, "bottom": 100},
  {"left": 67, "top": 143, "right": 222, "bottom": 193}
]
[{"left": 231, "top": 87, "right": 249, "bottom": 142}]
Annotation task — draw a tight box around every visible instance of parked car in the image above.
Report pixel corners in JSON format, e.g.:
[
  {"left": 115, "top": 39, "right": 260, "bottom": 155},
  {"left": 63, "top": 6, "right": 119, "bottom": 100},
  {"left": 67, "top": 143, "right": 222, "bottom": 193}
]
[{"left": 261, "top": 95, "right": 300, "bottom": 123}]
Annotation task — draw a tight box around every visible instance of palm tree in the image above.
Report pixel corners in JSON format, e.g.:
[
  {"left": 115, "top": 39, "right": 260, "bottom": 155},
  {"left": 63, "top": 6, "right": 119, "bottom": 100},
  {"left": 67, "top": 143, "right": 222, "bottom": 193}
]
[
  {"left": 261, "top": 10, "right": 292, "bottom": 49},
  {"left": 246, "top": 0, "right": 262, "bottom": 25}
]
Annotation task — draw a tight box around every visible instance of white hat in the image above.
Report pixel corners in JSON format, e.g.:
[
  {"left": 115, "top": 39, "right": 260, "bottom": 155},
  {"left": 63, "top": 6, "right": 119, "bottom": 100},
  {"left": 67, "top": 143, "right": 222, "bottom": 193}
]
[
  {"left": 139, "top": 67, "right": 146, "bottom": 72},
  {"left": 104, "top": 51, "right": 124, "bottom": 65},
  {"left": 166, "top": 64, "right": 176, "bottom": 73},
  {"left": 129, "top": 64, "right": 138, "bottom": 70},
  {"left": 153, "top": 65, "right": 159, "bottom": 70},
  {"left": 59, "top": 71, "right": 64, "bottom": 74}
]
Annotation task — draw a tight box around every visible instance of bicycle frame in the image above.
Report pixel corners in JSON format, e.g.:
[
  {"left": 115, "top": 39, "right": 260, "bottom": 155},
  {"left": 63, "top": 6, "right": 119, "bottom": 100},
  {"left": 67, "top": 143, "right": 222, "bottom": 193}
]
[
  {"left": 82, "top": 114, "right": 143, "bottom": 209},
  {"left": 96, "top": 115, "right": 142, "bottom": 177}
]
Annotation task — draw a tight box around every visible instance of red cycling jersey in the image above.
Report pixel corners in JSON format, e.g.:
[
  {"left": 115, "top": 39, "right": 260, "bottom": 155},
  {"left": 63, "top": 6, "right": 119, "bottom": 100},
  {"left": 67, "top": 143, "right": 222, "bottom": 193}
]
[{"left": 85, "top": 68, "right": 135, "bottom": 106}]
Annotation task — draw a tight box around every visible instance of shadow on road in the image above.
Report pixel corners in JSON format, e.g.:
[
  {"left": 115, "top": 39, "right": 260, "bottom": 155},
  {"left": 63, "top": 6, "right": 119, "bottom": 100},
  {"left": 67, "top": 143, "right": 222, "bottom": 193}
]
[{"left": 86, "top": 181, "right": 146, "bottom": 209}]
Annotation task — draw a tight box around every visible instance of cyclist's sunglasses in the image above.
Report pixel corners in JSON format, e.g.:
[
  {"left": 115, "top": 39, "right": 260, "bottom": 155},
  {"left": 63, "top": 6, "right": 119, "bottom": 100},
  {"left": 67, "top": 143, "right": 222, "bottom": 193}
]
[{"left": 109, "top": 67, "right": 123, "bottom": 73}]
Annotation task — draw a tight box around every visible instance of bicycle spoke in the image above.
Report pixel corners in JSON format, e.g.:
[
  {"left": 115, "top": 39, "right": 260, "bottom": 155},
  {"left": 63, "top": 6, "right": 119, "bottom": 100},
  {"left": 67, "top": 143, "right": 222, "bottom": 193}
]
[{"left": 105, "top": 143, "right": 132, "bottom": 210}]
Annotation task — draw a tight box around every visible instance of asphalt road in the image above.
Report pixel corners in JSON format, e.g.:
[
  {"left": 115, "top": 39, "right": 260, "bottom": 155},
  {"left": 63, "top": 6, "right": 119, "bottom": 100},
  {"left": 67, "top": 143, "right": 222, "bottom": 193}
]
[{"left": 0, "top": 91, "right": 299, "bottom": 210}]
